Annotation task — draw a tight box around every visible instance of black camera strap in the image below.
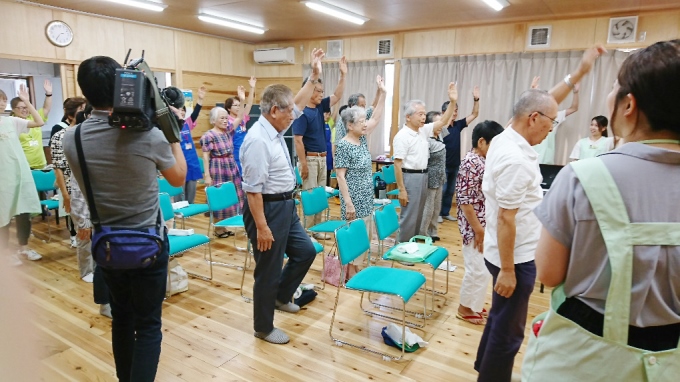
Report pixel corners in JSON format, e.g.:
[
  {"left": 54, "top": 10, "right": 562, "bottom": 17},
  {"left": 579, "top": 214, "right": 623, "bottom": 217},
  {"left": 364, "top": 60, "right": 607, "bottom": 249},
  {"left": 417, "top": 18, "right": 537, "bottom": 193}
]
[{"left": 74, "top": 123, "right": 102, "bottom": 229}]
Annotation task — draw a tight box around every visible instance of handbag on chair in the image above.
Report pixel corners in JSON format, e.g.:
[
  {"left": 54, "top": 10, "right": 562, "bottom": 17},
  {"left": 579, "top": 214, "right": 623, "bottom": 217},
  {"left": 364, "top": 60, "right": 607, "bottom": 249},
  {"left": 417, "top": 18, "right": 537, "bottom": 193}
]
[{"left": 323, "top": 254, "right": 358, "bottom": 287}]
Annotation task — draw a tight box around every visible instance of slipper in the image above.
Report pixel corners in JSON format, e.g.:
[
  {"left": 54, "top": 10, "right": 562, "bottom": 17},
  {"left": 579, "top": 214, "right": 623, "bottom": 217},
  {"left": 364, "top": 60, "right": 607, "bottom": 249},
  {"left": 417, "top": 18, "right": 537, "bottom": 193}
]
[
  {"left": 479, "top": 308, "right": 488, "bottom": 318},
  {"left": 215, "top": 231, "right": 234, "bottom": 238},
  {"left": 456, "top": 312, "right": 486, "bottom": 325}
]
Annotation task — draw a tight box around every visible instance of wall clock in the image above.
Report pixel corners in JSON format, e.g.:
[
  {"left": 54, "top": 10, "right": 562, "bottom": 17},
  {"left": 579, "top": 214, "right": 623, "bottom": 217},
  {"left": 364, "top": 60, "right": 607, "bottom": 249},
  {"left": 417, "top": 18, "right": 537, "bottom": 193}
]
[
  {"left": 45, "top": 20, "right": 74, "bottom": 47},
  {"left": 607, "top": 16, "right": 638, "bottom": 44}
]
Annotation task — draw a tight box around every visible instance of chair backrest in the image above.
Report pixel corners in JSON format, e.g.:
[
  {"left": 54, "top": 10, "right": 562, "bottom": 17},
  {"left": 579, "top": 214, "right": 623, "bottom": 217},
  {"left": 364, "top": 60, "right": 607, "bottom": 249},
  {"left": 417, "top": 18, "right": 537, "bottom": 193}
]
[
  {"left": 294, "top": 167, "right": 303, "bottom": 187},
  {"left": 198, "top": 157, "right": 205, "bottom": 174},
  {"left": 300, "top": 186, "right": 329, "bottom": 216},
  {"left": 31, "top": 170, "right": 57, "bottom": 192},
  {"left": 374, "top": 203, "right": 400, "bottom": 240},
  {"left": 336, "top": 219, "right": 370, "bottom": 266},
  {"left": 159, "top": 193, "right": 175, "bottom": 221},
  {"left": 158, "top": 178, "right": 183, "bottom": 197},
  {"left": 206, "top": 182, "right": 239, "bottom": 212},
  {"left": 381, "top": 165, "right": 396, "bottom": 184}
]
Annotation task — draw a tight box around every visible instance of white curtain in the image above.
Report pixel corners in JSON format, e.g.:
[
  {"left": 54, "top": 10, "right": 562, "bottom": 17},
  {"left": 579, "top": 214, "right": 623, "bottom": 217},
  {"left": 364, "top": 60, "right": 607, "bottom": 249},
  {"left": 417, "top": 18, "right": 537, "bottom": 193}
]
[
  {"left": 399, "top": 50, "right": 633, "bottom": 165},
  {"left": 303, "top": 60, "right": 386, "bottom": 156}
]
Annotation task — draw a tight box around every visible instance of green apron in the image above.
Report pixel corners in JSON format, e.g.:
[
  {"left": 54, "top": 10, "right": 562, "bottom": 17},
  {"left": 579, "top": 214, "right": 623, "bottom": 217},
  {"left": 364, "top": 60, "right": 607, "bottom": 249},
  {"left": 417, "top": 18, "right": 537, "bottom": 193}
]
[{"left": 522, "top": 157, "right": 680, "bottom": 381}]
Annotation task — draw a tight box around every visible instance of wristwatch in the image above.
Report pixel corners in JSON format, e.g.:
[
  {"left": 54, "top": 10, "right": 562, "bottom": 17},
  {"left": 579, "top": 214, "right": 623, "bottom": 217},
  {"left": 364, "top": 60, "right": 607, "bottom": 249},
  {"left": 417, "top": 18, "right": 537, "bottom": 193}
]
[{"left": 473, "top": 97, "right": 480, "bottom": 102}]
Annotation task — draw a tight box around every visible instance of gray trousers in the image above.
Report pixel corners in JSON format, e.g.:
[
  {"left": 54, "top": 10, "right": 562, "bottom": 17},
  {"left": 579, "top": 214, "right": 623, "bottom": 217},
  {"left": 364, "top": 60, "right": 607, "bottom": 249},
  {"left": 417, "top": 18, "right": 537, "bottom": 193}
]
[
  {"left": 69, "top": 212, "right": 94, "bottom": 278},
  {"left": 243, "top": 197, "right": 317, "bottom": 334},
  {"left": 398, "top": 172, "right": 429, "bottom": 243},
  {"left": 419, "top": 185, "right": 443, "bottom": 237}
]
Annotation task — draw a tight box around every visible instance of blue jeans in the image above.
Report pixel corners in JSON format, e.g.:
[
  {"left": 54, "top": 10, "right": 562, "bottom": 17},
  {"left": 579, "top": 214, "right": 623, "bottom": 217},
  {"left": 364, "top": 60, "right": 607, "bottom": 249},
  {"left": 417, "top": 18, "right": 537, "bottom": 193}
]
[
  {"left": 100, "top": 235, "right": 169, "bottom": 382},
  {"left": 474, "top": 260, "right": 536, "bottom": 382},
  {"left": 440, "top": 168, "right": 459, "bottom": 217}
]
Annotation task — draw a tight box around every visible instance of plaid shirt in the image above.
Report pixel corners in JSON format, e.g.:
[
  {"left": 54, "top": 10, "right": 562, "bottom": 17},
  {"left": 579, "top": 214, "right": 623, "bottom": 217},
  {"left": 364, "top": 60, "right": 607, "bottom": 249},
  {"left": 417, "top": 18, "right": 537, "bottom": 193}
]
[{"left": 50, "top": 128, "right": 72, "bottom": 194}]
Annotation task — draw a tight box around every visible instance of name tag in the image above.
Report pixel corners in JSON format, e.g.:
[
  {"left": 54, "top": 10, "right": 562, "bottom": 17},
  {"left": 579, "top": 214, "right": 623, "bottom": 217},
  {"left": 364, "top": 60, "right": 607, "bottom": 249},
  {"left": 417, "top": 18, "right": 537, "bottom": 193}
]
[
  {"left": 29, "top": 140, "right": 39, "bottom": 147},
  {"left": 185, "top": 143, "right": 192, "bottom": 150}
]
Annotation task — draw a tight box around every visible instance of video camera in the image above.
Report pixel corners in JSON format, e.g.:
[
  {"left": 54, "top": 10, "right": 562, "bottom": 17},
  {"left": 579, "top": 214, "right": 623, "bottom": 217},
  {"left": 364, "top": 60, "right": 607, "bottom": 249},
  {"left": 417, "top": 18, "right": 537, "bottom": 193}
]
[{"left": 110, "top": 49, "right": 183, "bottom": 143}]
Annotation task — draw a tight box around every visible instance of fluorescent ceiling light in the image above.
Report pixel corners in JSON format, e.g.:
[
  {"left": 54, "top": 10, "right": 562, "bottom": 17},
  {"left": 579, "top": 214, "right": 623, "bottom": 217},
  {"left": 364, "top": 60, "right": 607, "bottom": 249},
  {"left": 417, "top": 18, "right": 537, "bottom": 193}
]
[
  {"left": 480, "top": 0, "right": 510, "bottom": 12},
  {"left": 105, "top": 0, "right": 167, "bottom": 12},
  {"left": 302, "top": 1, "right": 368, "bottom": 25},
  {"left": 198, "top": 14, "right": 266, "bottom": 35}
]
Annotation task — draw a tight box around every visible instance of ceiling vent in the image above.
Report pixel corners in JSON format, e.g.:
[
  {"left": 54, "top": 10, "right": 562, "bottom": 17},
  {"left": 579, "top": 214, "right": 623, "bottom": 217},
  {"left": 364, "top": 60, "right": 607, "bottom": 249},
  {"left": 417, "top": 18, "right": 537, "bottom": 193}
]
[
  {"left": 326, "top": 40, "right": 343, "bottom": 59},
  {"left": 527, "top": 26, "right": 551, "bottom": 48},
  {"left": 377, "top": 38, "right": 393, "bottom": 57},
  {"left": 253, "top": 47, "right": 295, "bottom": 64},
  {"left": 607, "top": 16, "right": 638, "bottom": 44}
]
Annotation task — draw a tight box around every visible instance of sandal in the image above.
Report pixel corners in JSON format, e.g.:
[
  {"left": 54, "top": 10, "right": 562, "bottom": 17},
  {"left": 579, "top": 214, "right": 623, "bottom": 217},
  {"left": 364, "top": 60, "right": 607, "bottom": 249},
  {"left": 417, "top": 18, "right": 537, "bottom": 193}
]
[
  {"left": 215, "top": 231, "right": 235, "bottom": 238},
  {"left": 479, "top": 308, "right": 488, "bottom": 318},
  {"left": 456, "top": 312, "right": 486, "bottom": 325}
]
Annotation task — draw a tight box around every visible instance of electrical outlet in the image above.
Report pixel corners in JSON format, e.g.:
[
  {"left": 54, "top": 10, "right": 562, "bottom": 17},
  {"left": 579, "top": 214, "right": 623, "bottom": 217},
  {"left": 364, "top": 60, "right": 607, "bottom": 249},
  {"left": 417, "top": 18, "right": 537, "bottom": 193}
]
[{"left": 639, "top": 31, "right": 646, "bottom": 42}]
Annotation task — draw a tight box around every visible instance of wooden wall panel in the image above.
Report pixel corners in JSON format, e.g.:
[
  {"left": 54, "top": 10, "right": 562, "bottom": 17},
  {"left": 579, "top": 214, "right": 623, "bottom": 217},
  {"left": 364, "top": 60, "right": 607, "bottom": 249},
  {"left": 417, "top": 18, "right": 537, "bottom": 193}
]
[
  {"left": 55, "top": 12, "right": 126, "bottom": 63},
  {"left": 123, "top": 23, "right": 176, "bottom": 71},
  {"left": 594, "top": 10, "right": 680, "bottom": 48},
  {"left": 348, "top": 35, "right": 395, "bottom": 61},
  {"left": 455, "top": 24, "right": 518, "bottom": 55},
  {"left": 0, "top": 2, "right": 56, "bottom": 61},
  {"left": 220, "top": 39, "right": 255, "bottom": 77},
  {"left": 403, "top": 30, "right": 456, "bottom": 58},
  {"left": 176, "top": 32, "right": 221, "bottom": 74},
  {"left": 526, "top": 18, "right": 597, "bottom": 51}
]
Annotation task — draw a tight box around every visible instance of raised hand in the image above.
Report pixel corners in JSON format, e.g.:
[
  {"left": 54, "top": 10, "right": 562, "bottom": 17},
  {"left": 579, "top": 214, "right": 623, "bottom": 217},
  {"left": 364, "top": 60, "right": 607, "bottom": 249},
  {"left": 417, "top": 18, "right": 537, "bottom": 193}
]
[
  {"left": 448, "top": 82, "right": 458, "bottom": 103},
  {"left": 237, "top": 85, "right": 246, "bottom": 102},
  {"left": 311, "top": 48, "right": 325, "bottom": 77},
  {"left": 376, "top": 75, "right": 386, "bottom": 92},
  {"left": 248, "top": 76, "right": 257, "bottom": 88},
  {"left": 43, "top": 79, "right": 53, "bottom": 94},
  {"left": 531, "top": 76, "right": 540, "bottom": 89},
  {"left": 18, "top": 84, "right": 31, "bottom": 103},
  {"left": 578, "top": 45, "right": 607, "bottom": 76},
  {"left": 339, "top": 56, "right": 348, "bottom": 75},
  {"left": 197, "top": 85, "right": 207, "bottom": 100},
  {"left": 472, "top": 85, "right": 480, "bottom": 100}
]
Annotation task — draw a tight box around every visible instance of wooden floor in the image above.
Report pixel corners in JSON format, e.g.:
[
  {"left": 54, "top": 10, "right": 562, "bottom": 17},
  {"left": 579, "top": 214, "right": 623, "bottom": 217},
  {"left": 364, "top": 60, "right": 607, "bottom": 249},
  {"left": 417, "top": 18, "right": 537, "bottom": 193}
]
[{"left": 11, "top": 190, "right": 551, "bottom": 381}]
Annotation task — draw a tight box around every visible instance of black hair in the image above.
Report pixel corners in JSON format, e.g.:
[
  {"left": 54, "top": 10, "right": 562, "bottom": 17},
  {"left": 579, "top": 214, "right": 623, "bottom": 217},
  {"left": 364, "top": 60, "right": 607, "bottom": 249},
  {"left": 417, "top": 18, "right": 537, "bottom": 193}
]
[
  {"left": 77, "top": 56, "right": 122, "bottom": 108},
  {"left": 425, "top": 111, "right": 442, "bottom": 124},
  {"left": 592, "top": 115, "right": 609, "bottom": 137},
  {"left": 441, "top": 100, "right": 457, "bottom": 112},
  {"left": 471, "top": 120, "right": 504, "bottom": 148},
  {"left": 339, "top": 104, "right": 349, "bottom": 115}
]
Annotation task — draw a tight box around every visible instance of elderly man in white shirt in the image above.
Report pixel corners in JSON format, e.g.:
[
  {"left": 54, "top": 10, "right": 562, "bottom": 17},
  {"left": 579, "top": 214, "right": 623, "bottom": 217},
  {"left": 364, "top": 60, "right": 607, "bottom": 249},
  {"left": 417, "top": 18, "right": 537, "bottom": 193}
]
[
  {"left": 240, "top": 49, "right": 326, "bottom": 345},
  {"left": 474, "top": 46, "right": 604, "bottom": 382},
  {"left": 392, "top": 82, "right": 457, "bottom": 242}
]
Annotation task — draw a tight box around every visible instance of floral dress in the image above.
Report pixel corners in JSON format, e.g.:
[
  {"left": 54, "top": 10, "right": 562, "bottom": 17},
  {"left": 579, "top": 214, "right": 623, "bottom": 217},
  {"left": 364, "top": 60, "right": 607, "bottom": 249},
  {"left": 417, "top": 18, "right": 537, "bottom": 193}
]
[
  {"left": 456, "top": 150, "right": 486, "bottom": 246},
  {"left": 200, "top": 128, "right": 244, "bottom": 220},
  {"left": 334, "top": 135, "right": 373, "bottom": 220}
]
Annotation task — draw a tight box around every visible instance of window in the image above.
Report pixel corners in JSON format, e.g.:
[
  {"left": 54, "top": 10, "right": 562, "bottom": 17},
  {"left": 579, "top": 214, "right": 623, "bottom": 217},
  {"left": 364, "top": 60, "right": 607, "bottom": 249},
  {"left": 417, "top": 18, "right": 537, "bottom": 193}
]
[
  {"left": 0, "top": 77, "right": 28, "bottom": 112},
  {"left": 383, "top": 62, "right": 395, "bottom": 153}
]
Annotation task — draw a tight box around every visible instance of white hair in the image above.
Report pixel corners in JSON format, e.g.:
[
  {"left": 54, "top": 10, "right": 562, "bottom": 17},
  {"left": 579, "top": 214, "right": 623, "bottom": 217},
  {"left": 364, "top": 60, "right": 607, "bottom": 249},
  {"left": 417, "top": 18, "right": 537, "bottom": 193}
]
[
  {"left": 403, "top": 99, "right": 426, "bottom": 118},
  {"left": 513, "top": 89, "right": 554, "bottom": 118},
  {"left": 341, "top": 106, "right": 367, "bottom": 127},
  {"left": 209, "top": 107, "right": 227, "bottom": 125}
]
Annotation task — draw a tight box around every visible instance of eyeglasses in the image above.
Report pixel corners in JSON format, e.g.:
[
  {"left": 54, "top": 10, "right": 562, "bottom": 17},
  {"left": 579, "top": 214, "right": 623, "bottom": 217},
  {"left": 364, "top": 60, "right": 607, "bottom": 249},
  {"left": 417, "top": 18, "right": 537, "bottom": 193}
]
[
  {"left": 14, "top": 106, "right": 28, "bottom": 111},
  {"left": 314, "top": 88, "right": 325, "bottom": 94},
  {"left": 532, "top": 111, "right": 559, "bottom": 128}
]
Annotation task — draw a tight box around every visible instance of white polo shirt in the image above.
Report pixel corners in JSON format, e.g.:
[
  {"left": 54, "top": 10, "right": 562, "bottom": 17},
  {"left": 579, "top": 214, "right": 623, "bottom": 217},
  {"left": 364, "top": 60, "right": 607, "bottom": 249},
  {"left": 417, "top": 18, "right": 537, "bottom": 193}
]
[
  {"left": 392, "top": 123, "right": 435, "bottom": 170},
  {"left": 482, "top": 126, "right": 543, "bottom": 267}
]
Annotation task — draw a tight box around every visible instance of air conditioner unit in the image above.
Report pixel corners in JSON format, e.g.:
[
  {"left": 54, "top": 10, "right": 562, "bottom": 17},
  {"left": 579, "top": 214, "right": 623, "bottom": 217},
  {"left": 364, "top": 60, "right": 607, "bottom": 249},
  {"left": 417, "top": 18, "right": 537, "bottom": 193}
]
[{"left": 253, "top": 47, "right": 295, "bottom": 64}]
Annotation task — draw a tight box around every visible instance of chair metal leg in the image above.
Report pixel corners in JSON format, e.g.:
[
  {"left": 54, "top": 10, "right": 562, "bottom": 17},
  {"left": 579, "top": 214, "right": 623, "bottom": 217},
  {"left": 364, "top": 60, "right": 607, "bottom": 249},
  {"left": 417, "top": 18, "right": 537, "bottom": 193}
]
[
  {"left": 240, "top": 240, "right": 253, "bottom": 302},
  {"left": 187, "top": 244, "right": 213, "bottom": 281},
  {"left": 359, "top": 290, "right": 426, "bottom": 329}
]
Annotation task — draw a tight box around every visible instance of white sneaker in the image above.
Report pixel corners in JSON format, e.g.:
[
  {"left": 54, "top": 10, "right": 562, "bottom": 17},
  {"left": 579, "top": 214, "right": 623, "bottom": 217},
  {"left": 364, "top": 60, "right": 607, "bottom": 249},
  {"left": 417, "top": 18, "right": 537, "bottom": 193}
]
[
  {"left": 313, "top": 233, "right": 331, "bottom": 240},
  {"left": 18, "top": 249, "right": 42, "bottom": 261},
  {"left": 437, "top": 216, "right": 443, "bottom": 223},
  {"left": 70, "top": 236, "right": 77, "bottom": 248},
  {"left": 100, "top": 304, "right": 112, "bottom": 318},
  {"left": 82, "top": 273, "right": 94, "bottom": 283},
  {"left": 443, "top": 215, "right": 457, "bottom": 222}
]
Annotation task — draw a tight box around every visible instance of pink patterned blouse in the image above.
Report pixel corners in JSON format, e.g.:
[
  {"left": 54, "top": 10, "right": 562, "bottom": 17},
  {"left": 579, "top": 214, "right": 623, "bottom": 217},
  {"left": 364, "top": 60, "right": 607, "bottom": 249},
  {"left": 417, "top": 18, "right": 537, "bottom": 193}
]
[{"left": 456, "top": 150, "right": 487, "bottom": 246}]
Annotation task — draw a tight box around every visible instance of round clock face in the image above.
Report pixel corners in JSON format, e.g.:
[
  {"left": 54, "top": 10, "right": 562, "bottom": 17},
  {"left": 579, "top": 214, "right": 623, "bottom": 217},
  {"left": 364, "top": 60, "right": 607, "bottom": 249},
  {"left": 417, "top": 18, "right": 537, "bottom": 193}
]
[
  {"left": 46, "top": 20, "right": 74, "bottom": 47},
  {"left": 612, "top": 20, "right": 635, "bottom": 40}
]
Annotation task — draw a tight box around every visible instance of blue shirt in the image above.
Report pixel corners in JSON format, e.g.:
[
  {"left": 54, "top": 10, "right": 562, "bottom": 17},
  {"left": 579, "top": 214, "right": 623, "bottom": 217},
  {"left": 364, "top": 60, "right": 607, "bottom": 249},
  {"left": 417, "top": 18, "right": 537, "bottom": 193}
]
[
  {"left": 240, "top": 110, "right": 302, "bottom": 195},
  {"left": 325, "top": 122, "right": 333, "bottom": 170},
  {"left": 292, "top": 97, "right": 331, "bottom": 153},
  {"left": 443, "top": 118, "right": 468, "bottom": 170}
]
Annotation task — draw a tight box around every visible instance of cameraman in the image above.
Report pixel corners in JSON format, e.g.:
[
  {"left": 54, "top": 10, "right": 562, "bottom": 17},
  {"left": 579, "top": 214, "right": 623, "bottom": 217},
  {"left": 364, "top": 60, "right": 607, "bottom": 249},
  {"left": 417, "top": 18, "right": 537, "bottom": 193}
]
[{"left": 63, "top": 56, "right": 186, "bottom": 382}]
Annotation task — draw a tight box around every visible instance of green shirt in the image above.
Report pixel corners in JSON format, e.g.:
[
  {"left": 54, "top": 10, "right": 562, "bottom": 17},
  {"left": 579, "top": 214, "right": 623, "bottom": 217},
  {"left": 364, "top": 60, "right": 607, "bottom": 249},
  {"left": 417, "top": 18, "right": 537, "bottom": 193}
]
[{"left": 18, "top": 109, "right": 48, "bottom": 169}]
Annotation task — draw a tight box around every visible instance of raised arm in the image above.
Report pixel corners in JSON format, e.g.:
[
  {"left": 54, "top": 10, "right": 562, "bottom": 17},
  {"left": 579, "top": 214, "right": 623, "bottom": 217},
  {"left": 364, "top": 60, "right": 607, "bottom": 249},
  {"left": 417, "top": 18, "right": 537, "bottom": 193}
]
[
  {"left": 244, "top": 77, "right": 257, "bottom": 116},
  {"left": 548, "top": 45, "right": 606, "bottom": 104},
  {"left": 231, "top": 86, "right": 247, "bottom": 129},
  {"left": 329, "top": 56, "right": 347, "bottom": 107},
  {"left": 564, "top": 84, "right": 580, "bottom": 117},
  {"left": 433, "top": 82, "right": 459, "bottom": 131},
  {"left": 466, "top": 86, "right": 480, "bottom": 126},
  {"left": 19, "top": 85, "right": 44, "bottom": 128},
  {"left": 42, "top": 79, "right": 53, "bottom": 115},
  {"left": 188, "top": 86, "right": 206, "bottom": 125},
  {"left": 294, "top": 48, "right": 324, "bottom": 111},
  {"left": 365, "top": 75, "right": 386, "bottom": 134}
]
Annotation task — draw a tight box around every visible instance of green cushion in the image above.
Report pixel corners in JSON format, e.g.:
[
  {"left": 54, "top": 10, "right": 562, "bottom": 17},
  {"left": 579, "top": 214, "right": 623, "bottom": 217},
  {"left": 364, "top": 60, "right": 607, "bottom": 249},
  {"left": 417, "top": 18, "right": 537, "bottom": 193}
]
[
  {"left": 168, "top": 234, "right": 209, "bottom": 255},
  {"left": 175, "top": 203, "right": 209, "bottom": 217},
  {"left": 346, "top": 267, "right": 426, "bottom": 303},
  {"left": 313, "top": 241, "right": 323, "bottom": 254},
  {"left": 423, "top": 247, "right": 449, "bottom": 268},
  {"left": 214, "top": 215, "right": 244, "bottom": 228},
  {"left": 308, "top": 220, "right": 345, "bottom": 233},
  {"left": 41, "top": 200, "right": 59, "bottom": 210}
]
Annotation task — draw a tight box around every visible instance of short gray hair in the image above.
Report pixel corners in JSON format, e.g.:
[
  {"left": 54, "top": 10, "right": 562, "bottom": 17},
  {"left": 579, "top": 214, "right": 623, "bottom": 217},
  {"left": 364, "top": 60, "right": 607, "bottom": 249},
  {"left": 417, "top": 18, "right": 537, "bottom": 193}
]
[
  {"left": 403, "top": 99, "right": 426, "bottom": 118},
  {"left": 341, "top": 106, "right": 367, "bottom": 127},
  {"left": 347, "top": 93, "right": 365, "bottom": 107},
  {"left": 260, "top": 84, "right": 294, "bottom": 115},
  {"left": 513, "top": 89, "right": 554, "bottom": 118},
  {"left": 209, "top": 107, "right": 227, "bottom": 125}
]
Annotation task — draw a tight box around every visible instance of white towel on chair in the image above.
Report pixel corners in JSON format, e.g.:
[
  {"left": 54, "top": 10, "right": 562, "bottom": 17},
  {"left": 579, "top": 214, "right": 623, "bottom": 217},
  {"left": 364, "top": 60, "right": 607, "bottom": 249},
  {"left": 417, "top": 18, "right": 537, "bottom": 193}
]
[
  {"left": 385, "top": 323, "right": 428, "bottom": 347},
  {"left": 398, "top": 242, "right": 419, "bottom": 254}
]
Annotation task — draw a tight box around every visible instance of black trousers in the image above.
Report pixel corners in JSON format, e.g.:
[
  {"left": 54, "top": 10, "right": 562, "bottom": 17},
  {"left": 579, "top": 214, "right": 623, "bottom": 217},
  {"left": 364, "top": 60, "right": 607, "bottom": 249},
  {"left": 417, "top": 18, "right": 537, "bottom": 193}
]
[
  {"left": 243, "top": 197, "right": 316, "bottom": 334},
  {"left": 558, "top": 297, "right": 680, "bottom": 352}
]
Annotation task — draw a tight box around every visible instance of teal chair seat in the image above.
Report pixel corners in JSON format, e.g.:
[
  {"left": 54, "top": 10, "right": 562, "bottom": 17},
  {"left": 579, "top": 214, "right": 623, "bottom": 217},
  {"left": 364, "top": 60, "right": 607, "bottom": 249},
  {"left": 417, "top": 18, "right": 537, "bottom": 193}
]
[
  {"left": 313, "top": 241, "right": 323, "bottom": 253},
  {"left": 386, "top": 189, "right": 400, "bottom": 196},
  {"left": 346, "top": 267, "right": 425, "bottom": 302},
  {"left": 423, "top": 247, "right": 449, "bottom": 268},
  {"left": 326, "top": 189, "right": 340, "bottom": 198},
  {"left": 169, "top": 234, "right": 210, "bottom": 255},
  {"left": 41, "top": 199, "right": 59, "bottom": 210},
  {"left": 175, "top": 203, "right": 209, "bottom": 217},
  {"left": 214, "top": 215, "right": 244, "bottom": 227},
  {"left": 308, "top": 220, "right": 345, "bottom": 233}
]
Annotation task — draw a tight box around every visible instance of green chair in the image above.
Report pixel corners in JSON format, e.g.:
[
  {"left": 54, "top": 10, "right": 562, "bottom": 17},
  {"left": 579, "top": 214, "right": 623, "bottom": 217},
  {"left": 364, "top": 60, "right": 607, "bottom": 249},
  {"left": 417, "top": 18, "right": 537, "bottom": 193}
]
[
  {"left": 205, "top": 182, "right": 247, "bottom": 268},
  {"left": 197, "top": 157, "right": 205, "bottom": 184},
  {"left": 31, "top": 170, "right": 60, "bottom": 241},
  {"left": 330, "top": 218, "right": 426, "bottom": 361},
  {"left": 373, "top": 203, "right": 450, "bottom": 317},
  {"left": 160, "top": 193, "right": 213, "bottom": 284},
  {"left": 158, "top": 178, "right": 209, "bottom": 230},
  {"left": 382, "top": 165, "right": 400, "bottom": 197}
]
